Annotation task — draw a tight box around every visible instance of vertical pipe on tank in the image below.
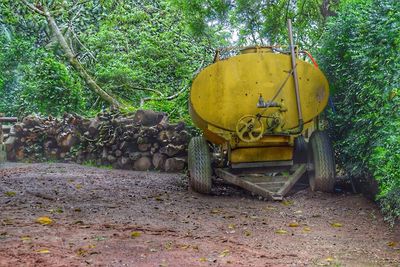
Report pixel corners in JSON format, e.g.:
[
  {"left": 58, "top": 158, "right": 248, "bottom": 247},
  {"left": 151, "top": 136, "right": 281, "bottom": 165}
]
[{"left": 287, "top": 19, "right": 304, "bottom": 127}]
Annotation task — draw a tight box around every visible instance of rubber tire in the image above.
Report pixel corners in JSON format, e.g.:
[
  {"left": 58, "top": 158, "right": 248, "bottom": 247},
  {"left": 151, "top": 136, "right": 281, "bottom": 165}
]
[
  {"left": 293, "top": 136, "right": 308, "bottom": 164},
  {"left": 188, "top": 136, "right": 212, "bottom": 194},
  {"left": 308, "top": 131, "right": 336, "bottom": 192}
]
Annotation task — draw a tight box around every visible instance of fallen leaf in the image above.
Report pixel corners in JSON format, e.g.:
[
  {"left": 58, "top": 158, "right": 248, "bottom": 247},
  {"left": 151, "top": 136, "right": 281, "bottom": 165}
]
[
  {"left": 303, "top": 227, "right": 311, "bottom": 232},
  {"left": 4, "top": 191, "right": 16, "bottom": 197},
  {"left": 331, "top": 222, "right": 342, "bottom": 228},
  {"left": 275, "top": 229, "right": 288, "bottom": 234},
  {"left": 155, "top": 196, "right": 164, "bottom": 202},
  {"left": 325, "top": 257, "right": 334, "bottom": 262},
  {"left": 244, "top": 230, "right": 251, "bottom": 236},
  {"left": 48, "top": 208, "right": 63, "bottom": 214},
  {"left": 94, "top": 236, "right": 106, "bottom": 241},
  {"left": 21, "top": 236, "right": 31, "bottom": 241},
  {"left": 199, "top": 257, "right": 207, "bottom": 262},
  {"left": 0, "top": 232, "right": 7, "bottom": 240},
  {"left": 74, "top": 208, "right": 81, "bottom": 212},
  {"left": 76, "top": 248, "right": 88, "bottom": 256},
  {"left": 36, "top": 216, "right": 53, "bottom": 225},
  {"left": 288, "top": 222, "right": 299, "bottom": 227},
  {"left": 282, "top": 200, "right": 294, "bottom": 206},
  {"left": 130, "top": 231, "right": 142, "bottom": 238},
  {"left": 210, "top": 209, "right": 221, "bottom": 214},
  {"left": 36, "top": 249, "right": 50, "bottom": 254},
  {"left": 228, "top": 224, "right": 235, "bottom": 229},
  {"left": 180, "top": 244, "right": 190, "bottom": 250},
  {"left": 219, "top": 249, "right": 230, "bottom": 257},
  {"left": 75, "top": 184, "right": 82, "bottom": 189},
  {"left": 387, "top": 241, "right": 397, "bottom": 247},
  {"left": 2, "top": 219, "right": 13, "bottom": 226},
  {"left": 164, "top": 241, "right": 173, "bottom": 250},
  {"left": 159, "top": 260, "right": 168, "bottom": 267}
]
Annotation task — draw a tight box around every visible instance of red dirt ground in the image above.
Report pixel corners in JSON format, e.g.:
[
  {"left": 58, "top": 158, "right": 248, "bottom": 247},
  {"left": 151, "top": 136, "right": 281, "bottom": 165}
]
[{"left": 0, "top": 163, "right": 399, "bottom": 266}]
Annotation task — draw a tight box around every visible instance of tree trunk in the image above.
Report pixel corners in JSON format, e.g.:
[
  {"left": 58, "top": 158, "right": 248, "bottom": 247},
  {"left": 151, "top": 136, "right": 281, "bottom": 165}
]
[
  {"left": 22, "top": 1, "right": 122, "bottom": 108},
  {"left": 43, "top": 9, "right": 121, "bottom": 108}
]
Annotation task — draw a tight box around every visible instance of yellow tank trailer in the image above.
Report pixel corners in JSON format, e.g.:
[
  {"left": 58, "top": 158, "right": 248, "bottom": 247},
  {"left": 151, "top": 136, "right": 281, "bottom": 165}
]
[{"left": 188, "top": 20, "right": 336, "bottom": 200}]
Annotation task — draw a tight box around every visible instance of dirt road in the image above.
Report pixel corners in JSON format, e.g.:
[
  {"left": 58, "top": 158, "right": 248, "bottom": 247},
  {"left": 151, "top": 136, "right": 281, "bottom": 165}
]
[{"left": 0, "top": 163, "right": 399, "bottom": 266}]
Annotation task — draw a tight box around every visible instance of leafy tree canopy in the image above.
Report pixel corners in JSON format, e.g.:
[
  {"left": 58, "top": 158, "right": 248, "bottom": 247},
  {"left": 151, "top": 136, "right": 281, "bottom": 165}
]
[
  {"left": 170, "top": 0, "right": 339, "bottom": 47},
  {"left": 0, "top": 0, "right": 216, "bottom": 119}
]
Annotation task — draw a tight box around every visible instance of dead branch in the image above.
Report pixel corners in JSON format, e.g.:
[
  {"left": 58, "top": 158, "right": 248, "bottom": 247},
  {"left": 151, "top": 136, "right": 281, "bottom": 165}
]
[{"left": 20, "top": 0, "right": 122, "bottom": 109}]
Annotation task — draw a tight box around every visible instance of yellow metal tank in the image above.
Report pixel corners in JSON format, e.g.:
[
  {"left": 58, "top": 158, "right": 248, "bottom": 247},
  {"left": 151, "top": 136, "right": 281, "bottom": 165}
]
[{"left": 189, "top": 47, "right": 330, "bottom": 164}]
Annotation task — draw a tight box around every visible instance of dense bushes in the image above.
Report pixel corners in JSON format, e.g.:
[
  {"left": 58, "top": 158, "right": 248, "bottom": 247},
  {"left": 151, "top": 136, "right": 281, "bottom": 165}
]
[
  {"left": 318, "top": 0, "right": 400, "bottom": 222},
  {"left": 0, "top": 1, "right": 214, "bottom": 121},
  {"left": 0, "top": 34, "right": 90, "bottom": 116}
]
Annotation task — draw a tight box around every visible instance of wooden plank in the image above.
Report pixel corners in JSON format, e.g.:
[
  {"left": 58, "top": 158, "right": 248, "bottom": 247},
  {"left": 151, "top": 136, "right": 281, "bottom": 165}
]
[
  {"left": 216, "top": 165, "right": 307, "bottom": 201},
  {"left": 215, "top": 168, "right": 276, "bottom": 200},
  {"left": 241, "top": 175, "right": 287, "bottom": 183},
  {"left": 0, "top": 117, "right": 18, "bottom": 123},
  {"left": 254, "top": 181, "right": 286, "bottom": 186},
  {"left": 276, "top": 164, "right": 307, "bottom": 196}
]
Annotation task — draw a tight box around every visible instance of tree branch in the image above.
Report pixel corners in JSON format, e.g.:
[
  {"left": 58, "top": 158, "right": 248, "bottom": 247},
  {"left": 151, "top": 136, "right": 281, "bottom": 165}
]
[
  {"left": 70, "top": 27, "right": 96, "bottom": 61},
  {"left": 128, "top": 86, "right": 164, "bottom": 96},
  {"left": 140, "top": 60, "right": 205, "bottom": 107},
  {"left": 21, "top": 1, "right": 122, "bottom": 108},
  {"left": 20, "top": 0, "right": 45, "bottom": 16}
]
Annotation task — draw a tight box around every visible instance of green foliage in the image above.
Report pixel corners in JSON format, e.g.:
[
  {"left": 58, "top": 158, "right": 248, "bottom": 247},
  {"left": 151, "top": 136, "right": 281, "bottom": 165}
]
[
  {"left": 0, "top": 33, "right": 29, "bottom": 115},
  {"left": 20, "top": 54, "right": 87, "bottom": 115},
  {"left": 0, "top": 1, "right": 215, "bottom": 118},
  {"left": 0, "top": 33, "right": 88, "bottom": 116},
  {"left": 81, "top": 1, "right": 211, "bottom": 108},
  {"left": 171, "top": 0, "right": 339, "bottom": 47},
  {"left": 143, "top": 91, "right": 192, "bottom": 123},
  {"left": 318, "top": 0, "right": 400, "bottom": 222}
]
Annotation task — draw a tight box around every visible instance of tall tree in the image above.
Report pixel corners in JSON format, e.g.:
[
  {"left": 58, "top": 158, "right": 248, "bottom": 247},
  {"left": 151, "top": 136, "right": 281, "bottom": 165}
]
[
  {"left": 170, "top": 0, "right": 339, "bottom": 48},
  {"left": 21, "top": 0, "right": 122, "bottom": 108},
  {"left": 1, "top": 0, "right": 214, "bottom": 119}
]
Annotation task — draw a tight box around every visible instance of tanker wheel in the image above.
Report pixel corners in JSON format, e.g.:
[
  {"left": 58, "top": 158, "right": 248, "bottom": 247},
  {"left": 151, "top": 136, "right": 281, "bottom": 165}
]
[
  {"left": 188, "top": 136, "right": 212, "bottom": 194},
  {"left": 293, "top": 135, "right": 308, "bottom": 164},
  {"left": 307, "top": 131, "right": 336, "bottom": 192}
]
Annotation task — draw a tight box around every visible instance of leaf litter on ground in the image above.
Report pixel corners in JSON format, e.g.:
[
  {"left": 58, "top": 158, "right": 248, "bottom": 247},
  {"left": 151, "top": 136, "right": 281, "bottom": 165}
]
[
  {"left": 36, "top": 216, "right": 53, "bottom": 225},
  {"left": 275, "top": 229, "right": 288, "bottom": 234},
  {"left": 130, "top": 231, "right": 142, "bottom": 238},
  {"left": 4, "top": 191, "right": 16, "bottom": 197},
  {"left": 330, "top": 222, "right": 343, "bottom": 228}
]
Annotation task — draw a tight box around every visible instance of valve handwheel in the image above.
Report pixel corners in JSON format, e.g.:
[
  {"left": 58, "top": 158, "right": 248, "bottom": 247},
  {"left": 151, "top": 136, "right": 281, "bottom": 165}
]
[{"left": 235, "top": 115, "right": 265, "bottom": 142}]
